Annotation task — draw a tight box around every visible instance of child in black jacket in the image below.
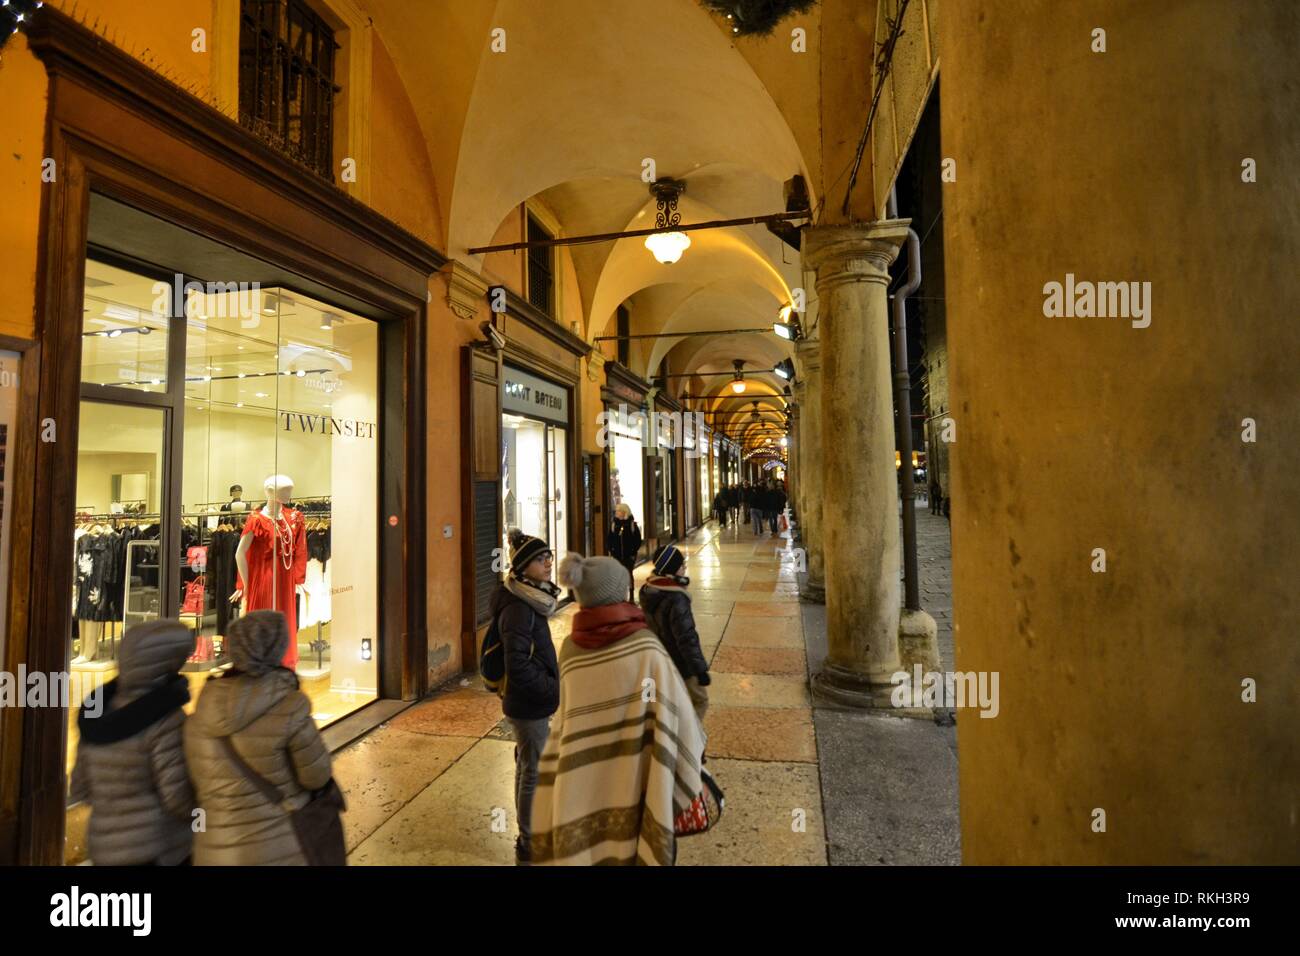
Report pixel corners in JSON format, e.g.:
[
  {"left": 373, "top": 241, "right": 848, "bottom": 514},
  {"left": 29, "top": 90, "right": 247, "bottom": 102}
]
[{"left": 638, "top": 544, "right": 710, "bottom": 721}]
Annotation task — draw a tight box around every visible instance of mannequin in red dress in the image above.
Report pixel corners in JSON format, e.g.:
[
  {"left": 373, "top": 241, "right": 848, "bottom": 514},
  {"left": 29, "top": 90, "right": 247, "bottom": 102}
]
[{"left": 229, "top": 474, "right": 307, "bottom": 669}]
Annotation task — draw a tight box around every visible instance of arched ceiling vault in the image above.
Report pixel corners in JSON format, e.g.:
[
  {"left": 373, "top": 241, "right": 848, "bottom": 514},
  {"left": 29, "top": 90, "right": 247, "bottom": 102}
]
[{"left": 443, "top": 0, "right": 812, "bottom": 403}]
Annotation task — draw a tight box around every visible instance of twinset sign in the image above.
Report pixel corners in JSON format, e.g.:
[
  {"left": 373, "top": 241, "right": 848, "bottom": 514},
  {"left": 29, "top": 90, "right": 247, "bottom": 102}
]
[
  {"left": 279, "top": 410, "right": 377, "bottom": 439},
  {"left": 503, "top": 365, "right": 568, "bottom": 425}
]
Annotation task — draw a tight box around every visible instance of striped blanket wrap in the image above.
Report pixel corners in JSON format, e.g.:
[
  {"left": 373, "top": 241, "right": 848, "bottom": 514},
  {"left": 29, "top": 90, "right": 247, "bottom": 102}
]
[{"left": 528, "top": 628, "right": 708, "bottom": 865}]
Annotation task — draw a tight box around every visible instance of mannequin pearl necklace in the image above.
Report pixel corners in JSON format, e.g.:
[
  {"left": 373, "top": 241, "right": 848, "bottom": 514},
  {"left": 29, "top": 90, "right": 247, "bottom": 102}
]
[{"left": 268, "top": 506, "right": 295, "bottom": 571}]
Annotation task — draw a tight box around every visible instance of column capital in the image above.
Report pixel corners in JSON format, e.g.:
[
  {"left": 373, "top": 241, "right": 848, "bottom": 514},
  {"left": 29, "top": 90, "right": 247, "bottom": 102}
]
[
  {"left": 795, "top": 335, "right": 823, "bottom": 372},
  {"left": 802, "top": 220, "right": 911, "bottom": 286}
]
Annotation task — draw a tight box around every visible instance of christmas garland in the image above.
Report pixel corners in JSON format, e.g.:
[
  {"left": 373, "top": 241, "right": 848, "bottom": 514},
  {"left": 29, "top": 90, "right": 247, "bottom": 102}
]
[{"left": 699, "top": 0, "right": 819, "bottom": 37}]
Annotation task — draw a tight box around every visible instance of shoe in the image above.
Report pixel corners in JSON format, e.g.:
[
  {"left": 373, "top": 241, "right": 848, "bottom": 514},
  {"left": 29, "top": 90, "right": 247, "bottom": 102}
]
[{"left": 515, "top": 836, "right": 531, "bottom": 865}]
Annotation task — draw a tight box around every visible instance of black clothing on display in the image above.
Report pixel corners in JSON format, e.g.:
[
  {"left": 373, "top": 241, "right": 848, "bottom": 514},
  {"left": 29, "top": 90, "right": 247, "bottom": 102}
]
[{"left": 207, "top": 527, "right": 241, "bottom": 636}]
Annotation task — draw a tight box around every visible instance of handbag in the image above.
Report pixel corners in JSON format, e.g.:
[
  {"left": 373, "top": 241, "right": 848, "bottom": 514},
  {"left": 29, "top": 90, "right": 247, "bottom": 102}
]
[
  {"left": 219, "top": 736, "right": 348, "bottom": 866},
  {"left": 181, "top": 575, "right": 206, "bottom": 615},
  {"left": 673, "top": 766, "right": 725, "bottom": 837}
]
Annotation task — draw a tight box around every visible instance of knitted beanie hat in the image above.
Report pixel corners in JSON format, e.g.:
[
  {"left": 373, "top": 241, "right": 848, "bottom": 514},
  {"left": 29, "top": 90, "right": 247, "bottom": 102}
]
[
  {"left": 508, "top": 528, "right": 552, "bottom": 576},
  {"left": 652, "top": 544, "right": 685, "bottom": 577},
  {"left": 557, "top": 553, "right": 630, "bottom": 608}
]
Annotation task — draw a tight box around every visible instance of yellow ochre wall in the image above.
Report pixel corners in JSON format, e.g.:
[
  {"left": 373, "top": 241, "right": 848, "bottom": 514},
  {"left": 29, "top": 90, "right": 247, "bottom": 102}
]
[
  {"left": 941, "top": 0, "right": 1300, "bottom": 863},
  {"left": 0, "top": 0, "right": 467, "bottom": 684}
]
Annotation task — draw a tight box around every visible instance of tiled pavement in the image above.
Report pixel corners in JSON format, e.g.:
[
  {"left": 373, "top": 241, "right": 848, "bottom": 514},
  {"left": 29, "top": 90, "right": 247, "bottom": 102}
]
[{"left": 339, "top": 511, "right": 959, "bottom": 865}]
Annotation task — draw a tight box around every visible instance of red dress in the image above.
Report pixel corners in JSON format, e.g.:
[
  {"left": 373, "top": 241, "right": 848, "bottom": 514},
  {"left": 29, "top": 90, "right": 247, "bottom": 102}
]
[{"left": 237, "top": 508, "right": 307, "bottom": 669}]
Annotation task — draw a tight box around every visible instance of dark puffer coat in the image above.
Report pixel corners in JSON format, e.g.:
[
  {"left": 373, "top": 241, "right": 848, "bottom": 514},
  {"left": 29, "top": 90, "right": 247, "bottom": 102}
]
[
  {"left": 638, "top": 580, "right": 711, "bottom": 685},
  {"left": 608, "top": 515, "right": 642, "bottom": 564},
  {"left": 490, "top": 584, "right": 560, "bottom": 721},
  {"left": 69, "top": 619, "right": 196, "bottom": 865}
]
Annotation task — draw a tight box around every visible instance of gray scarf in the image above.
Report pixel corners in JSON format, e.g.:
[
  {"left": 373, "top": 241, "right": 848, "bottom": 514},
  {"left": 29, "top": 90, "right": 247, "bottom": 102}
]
[{"left": 505, "top": 575, "right": 560, "bottom": 618}]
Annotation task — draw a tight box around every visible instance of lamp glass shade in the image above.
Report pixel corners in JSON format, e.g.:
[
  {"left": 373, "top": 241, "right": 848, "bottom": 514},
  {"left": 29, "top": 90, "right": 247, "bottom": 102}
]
[
  {"left": 644, "top": 231, "right": 691, "bottom": 264},
  {"left": 731, "top": 379, "right": 746, "bottom": 394}
]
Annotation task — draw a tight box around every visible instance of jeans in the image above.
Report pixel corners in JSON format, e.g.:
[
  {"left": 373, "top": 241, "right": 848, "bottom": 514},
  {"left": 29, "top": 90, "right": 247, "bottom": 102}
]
[
  {"left": 751, "top": 508, "right": 764, "bottom": 533},
  {"left": 768, "top": 510, "right": 780, "bottom": 534},
  {"left": 509, "top": 716, "right": 551, "bottom": 845}
]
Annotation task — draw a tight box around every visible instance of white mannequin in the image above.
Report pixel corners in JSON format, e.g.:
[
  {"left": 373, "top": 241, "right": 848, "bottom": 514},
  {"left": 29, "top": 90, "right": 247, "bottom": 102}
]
[{"left": 230, "top": 474, "right": 303, "bottom": 605}]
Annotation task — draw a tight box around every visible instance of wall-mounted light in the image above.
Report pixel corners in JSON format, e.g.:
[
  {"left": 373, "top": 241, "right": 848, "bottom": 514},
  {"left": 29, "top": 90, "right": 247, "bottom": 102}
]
[
  {"left": 773, "top": 358, "right": 795, "bottom": 381},
  {"left": 773, "top": 315, "right": 803, "bottom": 341}
]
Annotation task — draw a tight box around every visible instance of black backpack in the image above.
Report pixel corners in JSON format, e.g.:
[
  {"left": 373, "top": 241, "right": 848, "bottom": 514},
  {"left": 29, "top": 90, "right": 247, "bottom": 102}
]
[{"left": 479, "top": 599, "right": 534, "bottom": 698}]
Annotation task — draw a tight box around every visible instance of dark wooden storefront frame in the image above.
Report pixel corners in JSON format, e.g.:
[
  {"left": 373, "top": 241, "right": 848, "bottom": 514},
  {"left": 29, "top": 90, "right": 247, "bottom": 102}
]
[{"left": 1, "top": 9, "right": 442, "bottom": 865}]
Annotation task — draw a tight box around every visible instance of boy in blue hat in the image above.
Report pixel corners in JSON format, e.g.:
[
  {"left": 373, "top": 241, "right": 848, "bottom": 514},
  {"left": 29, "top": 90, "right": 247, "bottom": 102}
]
[{"left": 638, "top": 544, "right": 710, "bottom": 720}]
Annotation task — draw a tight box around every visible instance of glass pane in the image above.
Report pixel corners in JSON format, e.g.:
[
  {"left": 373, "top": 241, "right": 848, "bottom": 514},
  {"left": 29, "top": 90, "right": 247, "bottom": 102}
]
[
  {"left": 503, "top": 415, "right": 549, "bottom": 546},
  {"left": 180, "top": 287, "right": 378, "bottom": 724},
  {"left": 81, "top": 259, "right": 170, "bottom": 393},
  {"left": 550, "top": 426, "right": 567, "bottom": 559},
  {"left": 0, "top": 351, "right": 19, "bottom": 676}
]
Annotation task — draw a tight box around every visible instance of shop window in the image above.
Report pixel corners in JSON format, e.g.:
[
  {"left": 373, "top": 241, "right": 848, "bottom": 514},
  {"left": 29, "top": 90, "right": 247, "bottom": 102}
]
[
  {"left": 526, "top": 214, "right": 555, "bottom": 317},
  {"left": 69, "top": 254, "right": 379, "bottom": 782},
  {"left": 617, "top": 305, "right": 630, "bottom": 367},
  {"left": 238, "top": 0, "right": 340, "bottom": 179}
]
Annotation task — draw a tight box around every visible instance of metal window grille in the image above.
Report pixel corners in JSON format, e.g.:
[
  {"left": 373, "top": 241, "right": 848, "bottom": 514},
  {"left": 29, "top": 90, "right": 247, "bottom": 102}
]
[
  {"left": 239, "top": 0, "right": 341, "bottom": 179},
  {"left": 526, "top": 215, "right": 555, "bottom": 317}
]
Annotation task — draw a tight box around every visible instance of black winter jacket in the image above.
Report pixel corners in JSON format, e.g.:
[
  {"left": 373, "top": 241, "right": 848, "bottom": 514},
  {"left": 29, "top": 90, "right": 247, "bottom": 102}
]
[
  {"left": 489, "top": 585, "right": 560, "bottom": 721},
  {"left": 608, "top": 516, "right": 642, "bottom": 564},
  {"left": 639, "top": 581, "right": 711, "bottom": 685}
]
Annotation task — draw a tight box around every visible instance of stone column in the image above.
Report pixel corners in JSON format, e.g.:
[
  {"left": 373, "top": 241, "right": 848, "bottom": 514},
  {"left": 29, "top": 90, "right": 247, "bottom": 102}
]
[
  {"left": 806, "top": 221, "right": 910, "bottom": 708},
  {"left": 786, "top": 398, "right": 800, "bottom": 525},
  {"left": 794, "top": 338, "right": 826, "bottom": 603}
]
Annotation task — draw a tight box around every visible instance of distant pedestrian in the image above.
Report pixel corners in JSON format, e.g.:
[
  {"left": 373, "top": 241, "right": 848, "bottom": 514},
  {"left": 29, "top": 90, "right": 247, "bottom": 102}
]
[
  {"left": 639, "top": 544, "right": 710, "bottom": 721},
  {"left": 750, "top": 483, "right": 765, "bottom": 534},
  {"left": 69, "top": 619, "right": 196, "bottom": 866},
  {"left": 488, "top": 529, "right": 562, "bottom": 864},
  {"left": 929, "top": 479, "right": 942, "bottom": 515},
  {"left": 740, "top": 481, "right": 752, "bottom": 523},
  {"left": 608, "top": 502, "right": 643, "bottom": 600},
  {"left": 764, "top": 479, "right": 787, "bottom": 534},
  {"left": 530, "top": 554, "right": 708, "bottom": 865},
  {"left": 185, "top": 610, "right": 335, "bottom": 865},
  {"left": 712, "top": 490, "right": 728, "bottom": 528}
]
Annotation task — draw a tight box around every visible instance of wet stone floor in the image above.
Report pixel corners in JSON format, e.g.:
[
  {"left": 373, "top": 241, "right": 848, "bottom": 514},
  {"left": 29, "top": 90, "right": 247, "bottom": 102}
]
[{"left": 337, "top": 512, "right": 959, "bottom": 866}]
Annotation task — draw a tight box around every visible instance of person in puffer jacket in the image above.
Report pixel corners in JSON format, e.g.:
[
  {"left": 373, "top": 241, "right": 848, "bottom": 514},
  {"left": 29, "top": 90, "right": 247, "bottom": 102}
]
[
  {"left": 638, "top": 544, "right": 711, "bottom": 720},
  {"left": 69, "top": 619, "right": 196, "bottom": 865},
  {"left": 184, "top": 609, "right": 333, "bottom": 865}
]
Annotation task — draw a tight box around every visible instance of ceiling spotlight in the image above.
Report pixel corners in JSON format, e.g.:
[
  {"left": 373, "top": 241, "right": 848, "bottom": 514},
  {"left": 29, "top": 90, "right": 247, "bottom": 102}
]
[
  {"left": 731, "top": 359, "right": 746, "bottom": 394},
  {"left": 645, "top": 179, "right": 691, "bottom": 265},
  {"left": 319, "top": 311, "right": 342, "bottom": 331},
  {"left": 107, "top": 329, "right": 123, "bottom": 338},
  {"left": 262, "top": 293, "right": 278, "bottom": 315},
  {"left": 774, "top": 358, "right": 795, "bottom": 381}
]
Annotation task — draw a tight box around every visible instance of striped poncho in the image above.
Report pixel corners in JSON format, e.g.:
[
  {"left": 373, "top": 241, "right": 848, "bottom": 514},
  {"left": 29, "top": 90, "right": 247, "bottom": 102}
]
[{"left": 527, "top": 627, "right": 708, "bottom": 865}]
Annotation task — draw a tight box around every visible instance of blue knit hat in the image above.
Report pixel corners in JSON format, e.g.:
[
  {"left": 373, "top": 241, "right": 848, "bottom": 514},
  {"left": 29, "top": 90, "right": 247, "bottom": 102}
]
[{"left": 652, "top": 544, "right": 685, "bottom": 577}]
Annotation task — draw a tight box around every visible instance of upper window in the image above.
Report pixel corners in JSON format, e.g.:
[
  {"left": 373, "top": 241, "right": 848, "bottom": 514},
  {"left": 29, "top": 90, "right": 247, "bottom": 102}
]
[
  {"left": 239, "top": 0, "right": 341, "bottom": 179},
  {"left": 526, "top": 214, "right": 555, "bottom": 317}
]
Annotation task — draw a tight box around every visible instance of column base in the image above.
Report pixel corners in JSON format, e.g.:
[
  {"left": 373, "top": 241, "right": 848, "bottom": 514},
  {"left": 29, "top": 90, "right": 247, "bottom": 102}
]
[
  {"left": 799, "top": 577, "right": 825, "bottom": 604},
  {"left": 810, "top": 662, "right": 901, "bottom": 710},
  {"left": 811, "top": 608, "right": 939, "bottom": 718}
]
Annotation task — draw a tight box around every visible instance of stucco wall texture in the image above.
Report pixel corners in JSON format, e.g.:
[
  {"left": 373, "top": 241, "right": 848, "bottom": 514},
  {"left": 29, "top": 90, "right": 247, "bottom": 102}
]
[{"left": 941, "top": 1, "right": 1299, "bottom": 863}]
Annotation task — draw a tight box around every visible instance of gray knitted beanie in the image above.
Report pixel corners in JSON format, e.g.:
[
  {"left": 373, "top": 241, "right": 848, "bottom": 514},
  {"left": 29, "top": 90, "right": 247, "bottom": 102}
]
[{"left": 557, "top": 553, "right": 630, "bottom": 608}]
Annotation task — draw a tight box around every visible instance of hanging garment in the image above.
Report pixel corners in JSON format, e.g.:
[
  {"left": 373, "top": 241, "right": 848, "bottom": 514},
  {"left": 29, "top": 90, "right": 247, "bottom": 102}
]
[
  {"left": 74, "top": 532, "right": 118, "bottom": 622},
  {"left": 237, "top": 508, "right": 307, "bottom": 670},
  {"left": 208, "top": 528, "right": 241, "bottom": 638}
]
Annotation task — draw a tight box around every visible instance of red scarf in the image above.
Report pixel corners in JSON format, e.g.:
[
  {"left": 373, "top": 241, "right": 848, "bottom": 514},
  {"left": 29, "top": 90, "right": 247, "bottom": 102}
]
[{"left": 570, "top": 603, "right": 647, "bottom": 649}]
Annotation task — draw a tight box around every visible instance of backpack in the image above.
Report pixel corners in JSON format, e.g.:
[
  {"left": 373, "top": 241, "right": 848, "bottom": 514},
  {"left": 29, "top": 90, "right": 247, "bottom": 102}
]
[{"left": 479, "top": 597, "right": 535, "bottom": 698}]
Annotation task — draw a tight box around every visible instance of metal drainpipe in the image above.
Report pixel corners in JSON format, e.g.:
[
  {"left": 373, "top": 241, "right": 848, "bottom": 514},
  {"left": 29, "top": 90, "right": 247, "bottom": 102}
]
[{"left": 888, "top": 188, "right": 923, "bottom": 611}]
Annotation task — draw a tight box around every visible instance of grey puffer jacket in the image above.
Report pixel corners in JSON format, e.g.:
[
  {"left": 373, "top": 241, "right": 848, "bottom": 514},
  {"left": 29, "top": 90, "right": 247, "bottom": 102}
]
[
  {"left": 184, "top": 666, "right": 332, "bottom": 865},
  {"left": 69, "top": 620, "right": 196, "bottom": 865}
]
